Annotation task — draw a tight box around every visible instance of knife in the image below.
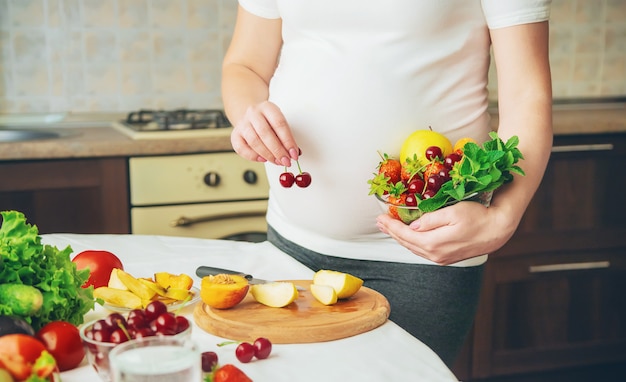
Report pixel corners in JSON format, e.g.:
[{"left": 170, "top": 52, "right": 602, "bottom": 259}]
[
  {"left": 196, "top": 266, "right": 267, "bottom": 284},
  {"left": 195, "top": 266, "right": 305, "bottom": 290}
]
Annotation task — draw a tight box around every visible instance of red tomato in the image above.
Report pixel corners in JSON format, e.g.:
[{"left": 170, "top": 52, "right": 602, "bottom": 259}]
[
  {"left": 0, "top": 334, "right": 51, "bottom": 380},
  {"left": 72, "top": 250, "right": 124, "bottom": 288},
  {"left": 36, "top": 321, "right": 85, "bottom": 371}
]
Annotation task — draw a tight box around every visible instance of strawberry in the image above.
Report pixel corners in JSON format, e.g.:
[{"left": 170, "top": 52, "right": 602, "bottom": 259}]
[
  {"left": 400, "top": 154, "right": 424, "bottom": 182},
  {"left": 211, "top": 364, "right": 252, "bottom": 382},
  {"left": 387, "top": 194, "right": 407, "bottom": 220},
  {"left": 377, "top": 152, "right": 402, "bottom": 185},
  {"left": 423, "top": 161, "right": 446, "bottom": 182}
]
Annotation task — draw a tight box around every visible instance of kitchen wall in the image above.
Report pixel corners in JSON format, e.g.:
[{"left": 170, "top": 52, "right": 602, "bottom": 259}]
[{"left": 0, "top": 0, "right": 625, "bottom": 114}]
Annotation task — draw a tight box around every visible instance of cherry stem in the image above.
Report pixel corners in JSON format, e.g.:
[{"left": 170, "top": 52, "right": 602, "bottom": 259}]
[
  {"left": 116, "top": 319, "right": 132, "bottom": 341},
  {"left": 217, "top": 340, "right": 241, "bottom": 347},
  {"left": 296, "top": 160, "right": 303, "bottom": 174}
]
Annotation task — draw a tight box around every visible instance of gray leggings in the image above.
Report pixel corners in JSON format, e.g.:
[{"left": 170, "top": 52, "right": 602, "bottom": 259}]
[{"left": 268, "top": 225, "right": 484, "bottom": 367}]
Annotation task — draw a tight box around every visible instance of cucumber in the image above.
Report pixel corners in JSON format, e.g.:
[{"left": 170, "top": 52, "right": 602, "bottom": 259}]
[{"left": 0, "top": 284, "right": 44, "bottom": 316}]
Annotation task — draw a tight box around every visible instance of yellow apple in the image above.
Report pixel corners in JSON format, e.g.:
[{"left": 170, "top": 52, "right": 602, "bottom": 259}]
[
  {"left": 200, "top": 274, "right": 249, "bottom": 309},
  {"left": 399, "top": 129, "right": 453, "bottom": 166},
  {"left": 312, "top": 270, "right": 363, "bottom": 299},
  {"left": 310, "top": 284, "right": 338, "bottom": 305},
  {"left": 250, "top": 282, "right": 299, "bottom": 308}
]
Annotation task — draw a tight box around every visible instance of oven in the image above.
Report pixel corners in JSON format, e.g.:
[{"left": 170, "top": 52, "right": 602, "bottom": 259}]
[{"left": 116, "top": 109, "right": 269, "bottom": 242}]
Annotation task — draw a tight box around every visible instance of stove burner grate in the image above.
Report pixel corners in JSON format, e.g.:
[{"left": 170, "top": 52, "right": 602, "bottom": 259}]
[{"left": 124, "top": 109, "right": 231, "bottom": 131}]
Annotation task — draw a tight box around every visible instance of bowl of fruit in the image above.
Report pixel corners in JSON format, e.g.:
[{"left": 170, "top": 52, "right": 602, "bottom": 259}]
[
  {"left": 80, "top": 300, "right": 191, "bottom": 382},
  {"left": 369, "top": 130, "right": 523, "bottom": 224}
]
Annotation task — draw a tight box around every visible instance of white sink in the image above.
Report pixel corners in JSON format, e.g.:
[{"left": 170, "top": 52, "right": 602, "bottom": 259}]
[{"left": 0, "top": 129, "right": 61, "bottom": 142}]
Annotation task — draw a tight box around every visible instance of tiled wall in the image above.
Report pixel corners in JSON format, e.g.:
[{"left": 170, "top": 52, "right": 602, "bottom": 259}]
[
  {"left": 0, "top": 0, "right": 237, "bottom": 113},
  {"left": 0, "top": 0, "right": 624, "bottom": 114}
]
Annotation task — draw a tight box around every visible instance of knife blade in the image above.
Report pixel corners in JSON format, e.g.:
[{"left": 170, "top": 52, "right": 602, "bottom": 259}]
[
  {"left": 195, "top": 266, "right": 269, "bottom": 285},
  {"left": 195, "top": 266, "right": 305, "bottom": 290}
]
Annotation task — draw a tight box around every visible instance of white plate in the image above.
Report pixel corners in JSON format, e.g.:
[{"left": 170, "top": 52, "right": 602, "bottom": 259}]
[{"left": 102, "top": 286, "right": 201, "bottom": 313}]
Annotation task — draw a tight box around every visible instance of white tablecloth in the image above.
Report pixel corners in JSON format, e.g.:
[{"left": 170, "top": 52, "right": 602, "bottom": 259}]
[{"left": 42, "top": 233, "right": 458, "bottom": 382}]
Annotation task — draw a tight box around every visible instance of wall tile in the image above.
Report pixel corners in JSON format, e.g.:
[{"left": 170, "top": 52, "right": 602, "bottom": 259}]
[
  {"left": 47, "top": 0, "right": 62, "bottom": 28},
  {"left": 81, "top": 0, "right": 117, "bottom": 28},
  {"left": 150, "top": 0, "right": 185, "bottom": 28},
  {"left": 9, "top": 0, "right": 44, "bottom": 27},
  {"left": 605, "top": 0, "right": 626, "bottom": 23},
  {"left": 84, "top": 63, "right": 119, "bottom": 95},
  {"left": 152, "top": 30, "right": 186, "bottom": 63},
  {"left": 13, "top": 62, "right": 48, "bottom": 96},
  {"left": 12, "top": 30, "right": 47, "bottom": 62},
  {"left": 188, "top": 0, "right": 219, "bottom": 29},
  {"left": 83, "top": 29, "right": 118, "bottom": 63},
  {"left": 120, "top": 62, "right": 152, "bottom": 95},
  {"left": 0, "top": 0, "right": 9, "bottom": 28},
  {"left": 118, "top": 30, "right": 151, "bottom": 62},
  {"left": 118, "top": 0, "right": 149, "bottom": 28}
]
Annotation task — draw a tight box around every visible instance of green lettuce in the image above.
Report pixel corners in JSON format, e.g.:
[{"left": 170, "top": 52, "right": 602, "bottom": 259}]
[{"left": 0, "top": 210, "right": 94, "bottom": 331}]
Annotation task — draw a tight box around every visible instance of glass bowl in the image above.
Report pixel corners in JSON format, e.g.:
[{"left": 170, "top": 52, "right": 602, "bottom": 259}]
[
  {"left": 79, "top": 317, "right": 192, "bottom": 382},
  {"left": 375, "top": 191, "right": 493, "bottom": 224}
]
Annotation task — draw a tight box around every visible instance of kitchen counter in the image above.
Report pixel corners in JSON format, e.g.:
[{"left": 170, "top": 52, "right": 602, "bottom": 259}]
[
  {"left": 1, "top": 103, "right": 625, "bottom": 161},
  {"left": 41, "top": 233, "right": 459, "bottom": 382},
  {"left": 0, "top": 125, "right": 234, "bottom": 161}
]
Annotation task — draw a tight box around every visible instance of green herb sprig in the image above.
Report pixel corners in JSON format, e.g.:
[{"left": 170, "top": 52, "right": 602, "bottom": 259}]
[{"left": 418, "top": 131, "right": 525, "bottom": 212}]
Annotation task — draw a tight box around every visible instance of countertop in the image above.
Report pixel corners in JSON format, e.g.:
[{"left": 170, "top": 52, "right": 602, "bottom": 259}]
[
  {"left": 41, "top": 233, "right": 459, "bottom": 382},
  {"left": 1, "top": 103, "right": 625, "bottom": 161}
]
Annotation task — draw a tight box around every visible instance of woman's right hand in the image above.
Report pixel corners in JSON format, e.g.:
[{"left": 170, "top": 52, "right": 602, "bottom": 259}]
[{"left": 230, "top": 101, "right": 299, "bottom": 167}]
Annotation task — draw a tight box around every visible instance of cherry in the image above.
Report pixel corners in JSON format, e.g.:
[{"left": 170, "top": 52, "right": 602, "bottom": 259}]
[
  {"left": 295, "top": 172, "right": 312, "bottom": 188},
  {"left": 175, "top": 315, "right": 190, "bottom": 333},
  {"left": 422, "top": 189, "right": 437, "bottom": 199},
  {"left": 132, "top": 327, "right": 154, "bottom": 339},
  {"left": 426, "top": 174, "right": 445, "bottom": 192},
  {"left": 104, "top": 313, "right": 126, "bottom": 329},
  {"left": 407, "top": 179, "right": 425, "bottom": 194},
  {"left": 438, "top": 167, "right": 451, "bottom": 183},
  {"left": 443, "top": 153, "right": 462, "bottom": 169},
  {"left": 110, "top": 328, "right": 129, "bottom": 344},
  {"left": 154, "top": 312, "right": 177, "bottom": 335},
  {"left": 253, "top": 337, "right": 272, "bottom": 360},
  {"left": 425, "top": 146, "right": 443, "bottom": 161},
  {"left": 235, "top": 342, "right": 255, "bottom": 363},
  {"left": 201, "top": 351, "right": 219, "bottom": 372},
  {"left": 144, "top": 300, "right": 168, "bottom": 321},
  {"left": 91, "top": 327, "right": 112, "bottom": 343},
  {"left": 279, "top": 171, "right": 295, "bottom": 187},
  {"left": 405, "top": 193, "right": 418, "bottom": 207}
]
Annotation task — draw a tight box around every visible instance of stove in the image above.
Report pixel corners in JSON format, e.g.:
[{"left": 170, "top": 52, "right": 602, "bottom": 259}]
[{"left": 113, "top": 109, "right": 233, "bottom": 140}]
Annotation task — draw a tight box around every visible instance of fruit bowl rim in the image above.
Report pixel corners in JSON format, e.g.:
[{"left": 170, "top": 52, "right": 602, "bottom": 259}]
[{"left": 374, "top": 192, "right": 480, "bottom": 210}]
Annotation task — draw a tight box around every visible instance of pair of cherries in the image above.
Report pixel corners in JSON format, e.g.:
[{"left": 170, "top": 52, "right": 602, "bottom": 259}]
[{"left": 278, "top": 148, "right": 311, "bottom": 188}]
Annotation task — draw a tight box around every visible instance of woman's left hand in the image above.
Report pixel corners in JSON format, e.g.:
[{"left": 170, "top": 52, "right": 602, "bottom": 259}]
[{"left": 376, "top": 200, "right": 516, "bottom": 265}]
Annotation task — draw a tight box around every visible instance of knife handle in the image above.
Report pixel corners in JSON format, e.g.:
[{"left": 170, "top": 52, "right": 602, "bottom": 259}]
[{"left": 196, "top": 266, "right": 252, "bottom": 281}]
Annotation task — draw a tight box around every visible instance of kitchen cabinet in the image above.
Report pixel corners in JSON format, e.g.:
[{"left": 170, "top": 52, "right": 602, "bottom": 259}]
[
  {"left": 453, "top": 133, "right": 626, "bottom": 381},
  {"left": 0, "top": 158, "right": 129, "bottom": 234}
]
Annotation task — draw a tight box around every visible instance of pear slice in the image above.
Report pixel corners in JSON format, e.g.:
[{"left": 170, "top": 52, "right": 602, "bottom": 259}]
[
  {"left": 310, "top": 284, "right": 338, "bottom": 305},
  {"left": 116, "top": 269, "right": 157, "bottom": 301},
  {"left": 138, "top": 278, "right": 167, "bottom": 297},
  {"left": 250, "top": 282, "right": 299, "bottom": 308},
  {"left": 107, "top": 268, "right": 128, "bottom": 290},
  {"left": 94, "top": 287, "right": 142, "bottom": 309},
  {"left": 313, "top": 270, "right": 363, "bottom": 299}
]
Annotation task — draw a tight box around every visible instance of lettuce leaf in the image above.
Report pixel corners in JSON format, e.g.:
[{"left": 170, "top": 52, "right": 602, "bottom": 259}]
[{"left": 0, "top": 210, "right": 94, "bottom": 331}]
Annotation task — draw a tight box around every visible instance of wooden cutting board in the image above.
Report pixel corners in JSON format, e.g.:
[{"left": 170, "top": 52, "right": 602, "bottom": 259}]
[{"left": 193, "top": 280, "right": 390, "bottom": 344}]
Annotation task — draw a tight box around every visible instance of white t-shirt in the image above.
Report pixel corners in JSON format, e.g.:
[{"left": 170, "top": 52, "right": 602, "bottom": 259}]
[{"left": 238, "top": 0, "right": 551, "bottom": 266}]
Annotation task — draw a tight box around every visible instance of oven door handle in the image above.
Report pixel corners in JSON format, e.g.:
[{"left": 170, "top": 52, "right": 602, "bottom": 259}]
[{"left": 170, "top": 211, "right": 266, "bottom": 227}]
